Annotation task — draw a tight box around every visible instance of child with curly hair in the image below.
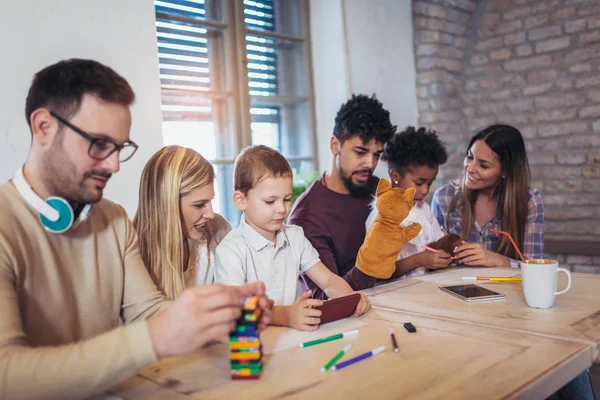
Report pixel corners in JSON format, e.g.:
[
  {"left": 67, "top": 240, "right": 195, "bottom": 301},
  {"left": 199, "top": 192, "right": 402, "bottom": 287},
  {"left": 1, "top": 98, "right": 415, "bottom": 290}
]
[{"left": 366, "top": 126, "right": 451, "bottom": 279}]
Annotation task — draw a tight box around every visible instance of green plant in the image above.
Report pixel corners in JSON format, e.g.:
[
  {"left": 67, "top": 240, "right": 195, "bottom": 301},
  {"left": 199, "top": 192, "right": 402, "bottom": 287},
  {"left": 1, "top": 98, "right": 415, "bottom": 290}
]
[{"left": 291, "top": 172, "right": 320, "bottom": 205}]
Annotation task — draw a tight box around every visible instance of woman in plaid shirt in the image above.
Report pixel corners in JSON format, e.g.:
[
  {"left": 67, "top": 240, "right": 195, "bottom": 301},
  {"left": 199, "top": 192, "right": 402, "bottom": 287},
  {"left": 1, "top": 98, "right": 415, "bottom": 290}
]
[
  {"left": 432, "top": 124, "right": 544, "bottom": 269},
  {"left": 434, "top": 124, "right": 596, "bottom": 400}
]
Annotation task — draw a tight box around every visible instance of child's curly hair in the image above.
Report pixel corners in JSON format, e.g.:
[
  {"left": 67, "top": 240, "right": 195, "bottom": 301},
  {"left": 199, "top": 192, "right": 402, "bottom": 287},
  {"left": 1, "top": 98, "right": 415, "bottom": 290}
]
[{"left": 382, "top": 126, "right": 448, "bottom": 175}]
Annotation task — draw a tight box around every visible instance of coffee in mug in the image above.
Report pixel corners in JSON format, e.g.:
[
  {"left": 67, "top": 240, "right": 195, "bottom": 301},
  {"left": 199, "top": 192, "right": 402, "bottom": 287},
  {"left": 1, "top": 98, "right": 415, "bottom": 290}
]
[{"left": 520, "top": 259, "right": 571, "bottom": 309}]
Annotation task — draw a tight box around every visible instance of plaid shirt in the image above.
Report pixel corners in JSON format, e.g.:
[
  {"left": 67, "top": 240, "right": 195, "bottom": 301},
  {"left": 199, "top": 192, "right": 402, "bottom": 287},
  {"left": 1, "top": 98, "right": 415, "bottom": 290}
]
[{"left": 431, "top": 184, "right": 544, "bottom": 269}]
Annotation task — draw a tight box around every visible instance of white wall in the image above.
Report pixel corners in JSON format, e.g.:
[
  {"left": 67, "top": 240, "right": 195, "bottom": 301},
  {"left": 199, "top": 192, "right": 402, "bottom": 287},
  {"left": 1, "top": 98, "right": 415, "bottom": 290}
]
[
  {"left": 309, "top": 0, "right": 419, "bottom": 177},
  {"left": 309, "top": 0, "right": 351, "bottom": 173},
  {"left": 0, "top": 0, "right": 164, "bottom": 217}
]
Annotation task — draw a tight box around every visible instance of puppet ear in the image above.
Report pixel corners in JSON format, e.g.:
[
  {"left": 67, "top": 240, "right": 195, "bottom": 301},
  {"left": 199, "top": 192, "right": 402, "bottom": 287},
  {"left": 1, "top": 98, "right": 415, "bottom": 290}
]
[
  {"left": 376, "top": 178, "right": 392, "bottom": 197},
  {"left": 404, "top": 187, "right": 416, "bottom": 200}
]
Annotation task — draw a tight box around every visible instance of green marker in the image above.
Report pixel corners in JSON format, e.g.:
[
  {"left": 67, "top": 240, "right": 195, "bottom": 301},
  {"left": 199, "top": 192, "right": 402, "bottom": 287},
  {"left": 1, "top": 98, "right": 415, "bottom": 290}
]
[
  {"left": 299, "top": 329, "right": 360, "bottom": 348},
  {"left": 321, "top": 344, "right": 352, "bottom": 372}
]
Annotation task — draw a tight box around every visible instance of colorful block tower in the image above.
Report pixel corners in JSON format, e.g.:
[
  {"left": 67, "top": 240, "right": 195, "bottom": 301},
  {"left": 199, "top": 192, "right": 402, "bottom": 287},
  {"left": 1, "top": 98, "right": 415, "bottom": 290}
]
[{"left": 229, "top": 296, "right": 263, "bottom": 380}]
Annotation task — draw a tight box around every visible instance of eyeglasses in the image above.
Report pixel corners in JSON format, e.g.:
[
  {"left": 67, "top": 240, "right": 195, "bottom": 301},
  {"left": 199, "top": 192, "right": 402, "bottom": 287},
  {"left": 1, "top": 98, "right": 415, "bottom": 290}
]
[{"left": 50, "top": 111, "right": 138, "bottom": 162}]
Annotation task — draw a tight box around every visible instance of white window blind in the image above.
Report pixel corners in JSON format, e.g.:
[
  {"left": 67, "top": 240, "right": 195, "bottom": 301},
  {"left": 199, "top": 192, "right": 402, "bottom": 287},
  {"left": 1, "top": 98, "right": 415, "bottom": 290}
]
[{"left": 154, "top": 0, "right": 316, "bottom": 224}]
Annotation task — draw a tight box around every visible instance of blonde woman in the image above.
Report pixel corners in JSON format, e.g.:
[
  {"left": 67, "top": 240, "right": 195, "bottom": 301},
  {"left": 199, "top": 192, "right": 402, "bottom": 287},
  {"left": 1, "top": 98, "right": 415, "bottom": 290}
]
[{"left": 134, "top": 145, "right": 231, "bottom": 300}]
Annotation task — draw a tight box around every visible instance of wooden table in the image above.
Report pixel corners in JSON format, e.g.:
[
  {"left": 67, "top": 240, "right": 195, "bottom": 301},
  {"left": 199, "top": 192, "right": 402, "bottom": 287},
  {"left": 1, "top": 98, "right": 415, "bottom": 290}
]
[
  {"left": 363, "top": 267, "right": 600, "bottom": 362},
  {"left": 112, "top": 308, "right": 592, "bottom": 399}
]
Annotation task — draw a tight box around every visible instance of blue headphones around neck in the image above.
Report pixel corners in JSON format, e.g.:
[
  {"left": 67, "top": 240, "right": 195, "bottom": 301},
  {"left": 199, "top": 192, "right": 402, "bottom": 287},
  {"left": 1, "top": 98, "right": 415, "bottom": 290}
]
[{"left": 13, "top": 167, "right": 92, "bottom": 233}]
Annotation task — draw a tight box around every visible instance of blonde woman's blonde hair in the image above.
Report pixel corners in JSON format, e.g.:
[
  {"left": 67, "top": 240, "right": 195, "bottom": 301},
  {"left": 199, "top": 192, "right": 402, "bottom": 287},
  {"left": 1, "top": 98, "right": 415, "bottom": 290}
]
[{"left": 133, "top": 145, "right": 215, "bottom": 300}]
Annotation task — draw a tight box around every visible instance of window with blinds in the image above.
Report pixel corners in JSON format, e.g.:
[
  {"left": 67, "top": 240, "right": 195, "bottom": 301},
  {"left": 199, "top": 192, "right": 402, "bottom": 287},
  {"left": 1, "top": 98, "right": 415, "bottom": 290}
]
[
  {"left": 245, "top": 0, "right": 277, "bottom": 97},
  {"left": 154, "top": 0, "right": 315, "bottom": 224},
  {"left": 244, "top": 0, "right": 280, "bottom": 140},
  {"left": 155, "top": 0, "right": 219, "bottom": 124}
]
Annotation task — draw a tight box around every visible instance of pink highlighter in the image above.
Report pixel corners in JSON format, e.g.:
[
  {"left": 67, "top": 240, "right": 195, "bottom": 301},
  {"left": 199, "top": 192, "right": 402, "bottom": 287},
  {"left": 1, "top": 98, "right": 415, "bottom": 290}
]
[
  {"left": 421, "top": 244, "right": 456, "bottom": 261},
  {"left": 420, "top": 244, "right": 441, "bottom": 253}
]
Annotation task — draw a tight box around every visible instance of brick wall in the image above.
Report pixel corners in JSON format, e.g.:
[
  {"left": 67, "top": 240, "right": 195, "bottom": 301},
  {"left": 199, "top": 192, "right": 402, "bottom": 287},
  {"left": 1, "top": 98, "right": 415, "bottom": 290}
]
[
  {"left": 413, "top": 0, "right": 600, "bottom": 270},
  {"left": 414, "top": 0, "right": 478, "bottom": 182},
  {"left": 543, "top": 254, "right": 600, "bottom": 273}
]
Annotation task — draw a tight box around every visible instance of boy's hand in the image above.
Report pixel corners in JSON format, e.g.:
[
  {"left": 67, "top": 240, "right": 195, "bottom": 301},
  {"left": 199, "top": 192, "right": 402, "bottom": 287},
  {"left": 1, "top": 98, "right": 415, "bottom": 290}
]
[
  {"left": 288, "top": 290, "right": 323, "bottom": 331},
  {"left": 353, "top": 292, "right": 371, "bottom": 317},
  {"left": 420, "top": 249, "right": 453, "bottom": 270}
]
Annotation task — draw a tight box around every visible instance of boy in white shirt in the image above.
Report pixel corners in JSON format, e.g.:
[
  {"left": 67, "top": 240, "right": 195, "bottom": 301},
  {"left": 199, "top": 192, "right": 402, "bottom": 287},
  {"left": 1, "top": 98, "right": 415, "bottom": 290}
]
[
  {"left": 216, "top": 145, "right": 370, "bottom": 331},
  {"left": 366, "top": 126, "right": 452, "bottom": 279}
]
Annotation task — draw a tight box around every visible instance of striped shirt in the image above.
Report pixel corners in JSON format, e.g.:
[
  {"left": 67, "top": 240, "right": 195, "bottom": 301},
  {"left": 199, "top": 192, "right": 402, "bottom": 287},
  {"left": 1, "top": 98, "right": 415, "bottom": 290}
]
[{"left": 431, "top": 183, "right": 544, "bottom": 268}]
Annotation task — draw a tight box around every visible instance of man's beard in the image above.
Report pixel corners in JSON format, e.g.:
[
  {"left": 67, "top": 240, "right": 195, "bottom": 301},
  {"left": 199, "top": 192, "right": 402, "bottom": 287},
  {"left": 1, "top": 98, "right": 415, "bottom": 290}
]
[
  {"left": 41, "top": 137, "right": 109, "bottom": 205},
  {"left": 339, "top": 164, "right": 373, "bottom": 197}
]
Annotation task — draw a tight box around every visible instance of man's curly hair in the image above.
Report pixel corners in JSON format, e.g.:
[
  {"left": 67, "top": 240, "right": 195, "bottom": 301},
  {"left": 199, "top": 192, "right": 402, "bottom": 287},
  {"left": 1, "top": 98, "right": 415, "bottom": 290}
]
[
  {"left": 333, "top": 94, "right": 396, "bottom": 144},
  {"left": 382, "top": 126, "right": 448, "bottom": 174}
]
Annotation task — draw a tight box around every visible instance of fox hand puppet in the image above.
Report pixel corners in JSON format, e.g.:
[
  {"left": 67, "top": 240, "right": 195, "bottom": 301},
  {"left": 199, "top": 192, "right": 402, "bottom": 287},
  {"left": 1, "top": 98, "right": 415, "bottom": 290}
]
[{"left": 356, "top": 178, "right": 422, "bottom": 279}]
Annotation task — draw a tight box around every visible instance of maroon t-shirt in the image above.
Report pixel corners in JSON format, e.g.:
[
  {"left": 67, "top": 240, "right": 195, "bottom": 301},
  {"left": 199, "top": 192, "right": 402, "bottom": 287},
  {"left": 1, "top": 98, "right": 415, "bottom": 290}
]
[{"left": 288, "top": 175, "right": 379, "bottom": 298}]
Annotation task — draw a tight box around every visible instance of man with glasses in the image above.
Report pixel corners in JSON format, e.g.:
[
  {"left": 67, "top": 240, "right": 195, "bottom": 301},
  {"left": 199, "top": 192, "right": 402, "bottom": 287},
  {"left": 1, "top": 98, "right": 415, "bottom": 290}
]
[{"left": 0, "top": 59, "right": 271, "bottom": 399}]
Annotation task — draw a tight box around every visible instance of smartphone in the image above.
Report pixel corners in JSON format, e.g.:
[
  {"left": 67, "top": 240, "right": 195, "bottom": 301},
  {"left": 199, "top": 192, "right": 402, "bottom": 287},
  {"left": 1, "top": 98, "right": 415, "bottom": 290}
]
[
  {"left": 438, "top": 284, "right": 506, "bottom": 302},
  {"left": 315, "top": 293, "right": 361, "bottom": 324}
]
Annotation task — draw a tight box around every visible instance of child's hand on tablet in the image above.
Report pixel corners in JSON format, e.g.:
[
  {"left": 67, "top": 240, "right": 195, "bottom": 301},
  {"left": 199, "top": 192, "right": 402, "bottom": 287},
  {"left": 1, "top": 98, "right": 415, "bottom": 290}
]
[
  {"left": 353, "top": 292, "right": 371, "bottom": 317},
  {"left": 288, "top": 290, "right": 323, "bottom": 331}
]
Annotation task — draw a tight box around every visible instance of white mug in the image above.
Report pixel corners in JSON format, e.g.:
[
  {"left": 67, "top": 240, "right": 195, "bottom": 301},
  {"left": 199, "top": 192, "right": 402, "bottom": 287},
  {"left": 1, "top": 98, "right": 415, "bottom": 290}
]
[{"left": 520, "top": 259, "right": 572, "bottom": 309}]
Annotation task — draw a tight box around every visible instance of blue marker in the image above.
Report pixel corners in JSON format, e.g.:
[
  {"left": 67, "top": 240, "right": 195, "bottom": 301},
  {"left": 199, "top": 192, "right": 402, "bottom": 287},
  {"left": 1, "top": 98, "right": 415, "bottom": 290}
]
[{"left": 332, "top": 345, "right": 386, "bottom": 371}]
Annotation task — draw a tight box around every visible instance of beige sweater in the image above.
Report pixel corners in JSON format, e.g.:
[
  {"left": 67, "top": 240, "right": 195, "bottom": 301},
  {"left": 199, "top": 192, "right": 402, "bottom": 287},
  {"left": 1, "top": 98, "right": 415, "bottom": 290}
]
[{"left": 0, "top": 181, "right": 171, "bottom": 400}]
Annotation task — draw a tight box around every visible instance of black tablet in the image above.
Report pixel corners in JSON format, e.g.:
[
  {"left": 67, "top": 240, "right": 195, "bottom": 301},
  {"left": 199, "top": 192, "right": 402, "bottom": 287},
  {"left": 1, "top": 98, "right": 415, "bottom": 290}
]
[{"left": 439, "top": 284, "right": 506, "bottom": 302}]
